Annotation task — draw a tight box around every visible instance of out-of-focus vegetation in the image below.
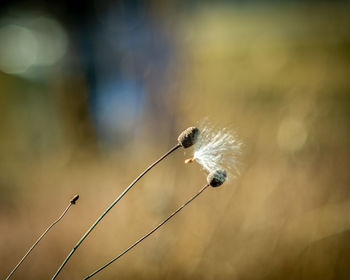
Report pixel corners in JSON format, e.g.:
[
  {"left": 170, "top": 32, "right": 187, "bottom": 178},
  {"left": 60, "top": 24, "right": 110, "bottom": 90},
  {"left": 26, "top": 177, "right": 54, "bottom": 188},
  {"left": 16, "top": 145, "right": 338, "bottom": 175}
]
[{"left": 1, "top": 1, "right": 350, "bottom": 279}]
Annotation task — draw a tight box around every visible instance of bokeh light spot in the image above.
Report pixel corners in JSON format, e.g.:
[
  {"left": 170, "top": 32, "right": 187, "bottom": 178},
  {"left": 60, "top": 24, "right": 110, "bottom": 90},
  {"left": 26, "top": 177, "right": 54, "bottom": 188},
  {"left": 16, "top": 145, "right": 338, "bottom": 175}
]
[
  {"left": 0, "top": 25, "right": 38, "bottom": 74},
  {"left": 30, "top": 17, "right": 68, "bottom": 66}
]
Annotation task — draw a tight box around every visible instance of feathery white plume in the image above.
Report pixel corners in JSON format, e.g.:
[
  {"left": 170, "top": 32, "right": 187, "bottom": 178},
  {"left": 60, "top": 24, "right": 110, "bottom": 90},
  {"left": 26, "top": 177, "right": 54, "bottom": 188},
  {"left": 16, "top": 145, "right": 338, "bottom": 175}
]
[{"left": 186, "top": 121, "right": 242, "bottom": 179}]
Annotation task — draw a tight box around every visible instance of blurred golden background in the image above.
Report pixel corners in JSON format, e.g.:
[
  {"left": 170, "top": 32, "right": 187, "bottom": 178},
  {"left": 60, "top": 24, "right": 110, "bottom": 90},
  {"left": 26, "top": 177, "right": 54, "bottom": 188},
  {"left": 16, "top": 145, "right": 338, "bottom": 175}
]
[{"left": 1, "top": 1, "right": 350, "bottom": 279}]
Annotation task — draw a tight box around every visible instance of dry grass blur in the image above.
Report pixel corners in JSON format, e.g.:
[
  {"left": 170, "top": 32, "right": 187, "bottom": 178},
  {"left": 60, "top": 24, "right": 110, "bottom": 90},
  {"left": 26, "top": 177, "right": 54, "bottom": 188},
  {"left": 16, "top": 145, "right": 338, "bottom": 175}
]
[{"left": 1, "top": 2, "right": 350, "bottom": 279}]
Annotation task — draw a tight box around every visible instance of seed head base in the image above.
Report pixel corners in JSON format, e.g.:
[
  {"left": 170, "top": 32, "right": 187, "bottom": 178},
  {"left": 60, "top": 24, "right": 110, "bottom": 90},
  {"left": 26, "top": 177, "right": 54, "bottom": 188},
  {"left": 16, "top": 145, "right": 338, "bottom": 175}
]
[
  {"left": 207, "top": 170, "right": 227, "bottom": 187},
  {"left": 178, "top": 127, "right": 200, "bottom": 148}
]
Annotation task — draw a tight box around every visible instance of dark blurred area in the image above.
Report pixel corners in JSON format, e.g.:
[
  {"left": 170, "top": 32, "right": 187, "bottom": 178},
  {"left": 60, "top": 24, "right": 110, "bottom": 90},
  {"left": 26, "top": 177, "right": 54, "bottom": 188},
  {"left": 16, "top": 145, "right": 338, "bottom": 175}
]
[{"left": 1, "top": 0, "right": 350, "bottom": 279}]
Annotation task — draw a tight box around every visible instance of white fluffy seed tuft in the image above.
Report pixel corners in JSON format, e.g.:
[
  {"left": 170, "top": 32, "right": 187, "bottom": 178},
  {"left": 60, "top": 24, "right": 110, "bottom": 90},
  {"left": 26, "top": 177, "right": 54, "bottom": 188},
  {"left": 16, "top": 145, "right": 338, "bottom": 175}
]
[{"left": 191, "top": 121, "right": 242, "bottom": 179}]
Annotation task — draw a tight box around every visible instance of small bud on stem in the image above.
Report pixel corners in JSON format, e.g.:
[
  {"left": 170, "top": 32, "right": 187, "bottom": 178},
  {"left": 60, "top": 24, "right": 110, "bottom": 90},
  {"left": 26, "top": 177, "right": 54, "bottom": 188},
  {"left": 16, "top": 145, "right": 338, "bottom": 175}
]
[
  {"left": 70, "top": 195, "right": 80, "bottom": 205},
  {"left": 6, "top": 195, "right": 78, "bottom": 280}
]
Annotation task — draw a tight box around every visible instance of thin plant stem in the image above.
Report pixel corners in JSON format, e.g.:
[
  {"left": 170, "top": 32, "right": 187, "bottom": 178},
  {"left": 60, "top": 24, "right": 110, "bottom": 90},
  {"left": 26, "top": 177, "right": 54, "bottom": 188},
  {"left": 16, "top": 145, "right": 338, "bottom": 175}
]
[
  {"left": 51, "top": 144, "right": 181, "bottom": 280},
  {"left": 6, "top": 195, "right": 79, "bottom": 280},
  {"left": 83, "top": 183, "right": 210, "bottom": 279}
]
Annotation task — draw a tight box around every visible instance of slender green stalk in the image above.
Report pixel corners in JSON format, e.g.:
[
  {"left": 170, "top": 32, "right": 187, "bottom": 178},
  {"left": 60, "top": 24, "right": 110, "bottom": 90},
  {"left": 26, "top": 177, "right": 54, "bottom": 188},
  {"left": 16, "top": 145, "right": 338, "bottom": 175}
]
[
  {"left": 6, "top": 195, "right": 79, "bottom": 280},
  {"left": 83, "top": 183, "right": 210, "bottom": 279},
  {"left": 51, "top": 144, "right": 181, "bottom": 279}
]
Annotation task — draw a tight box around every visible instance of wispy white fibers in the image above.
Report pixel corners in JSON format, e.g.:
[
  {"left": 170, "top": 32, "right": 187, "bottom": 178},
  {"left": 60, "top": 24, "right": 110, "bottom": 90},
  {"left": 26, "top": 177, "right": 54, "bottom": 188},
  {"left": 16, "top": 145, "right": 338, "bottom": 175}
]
[{"left": 190, "top": 120, "right": 242, "bottom": 179}]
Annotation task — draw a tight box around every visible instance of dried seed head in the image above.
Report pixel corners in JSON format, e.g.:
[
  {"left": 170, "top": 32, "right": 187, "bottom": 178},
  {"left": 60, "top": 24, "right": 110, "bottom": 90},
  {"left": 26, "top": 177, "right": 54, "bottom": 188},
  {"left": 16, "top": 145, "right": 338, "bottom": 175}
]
[
  {"left": 207, "top": 170, "right": 227, "bottom": 187},
  {"left": 70, "top": 194, "right": 80, "bottom": 205},
  {"left": 178, "top": 127, "right": 200, "bottom": 148}
]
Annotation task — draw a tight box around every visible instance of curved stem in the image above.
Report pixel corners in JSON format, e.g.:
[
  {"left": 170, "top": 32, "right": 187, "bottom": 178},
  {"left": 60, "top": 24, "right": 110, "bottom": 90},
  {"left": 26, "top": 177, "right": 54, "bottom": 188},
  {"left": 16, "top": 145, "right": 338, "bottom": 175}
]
[
  {"left": 83, "top": 183, "right": 210, "bottom": 279},
  {"left": 51, "top": 144, "right": 181, "bottom": 279},
  {"left": 6, "top": 201, "right": 74, "bottom": 280}
]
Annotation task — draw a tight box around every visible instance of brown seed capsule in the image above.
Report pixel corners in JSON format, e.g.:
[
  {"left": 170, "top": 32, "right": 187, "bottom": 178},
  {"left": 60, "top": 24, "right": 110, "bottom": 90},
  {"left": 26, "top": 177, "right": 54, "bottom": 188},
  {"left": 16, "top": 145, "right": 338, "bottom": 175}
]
[
  {"left": 70, "top": 194, "right": 80, "bottom": 205},
  {"left": 207, "top": 170, "right": 227, "bottom": 187},
  {"left": 177, "top": 127, "right": 200, "bottom": 148}
]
